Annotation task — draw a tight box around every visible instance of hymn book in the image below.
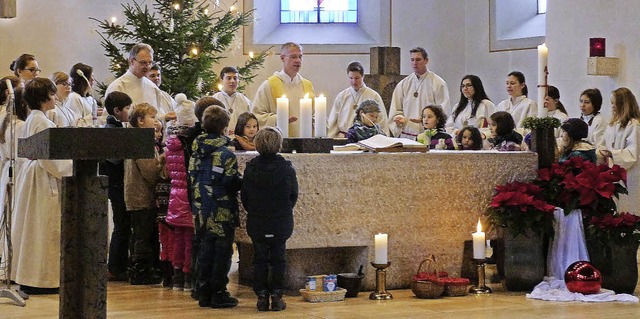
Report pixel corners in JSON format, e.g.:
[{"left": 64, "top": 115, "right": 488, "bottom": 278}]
[{"left": 337, "top": 134, "right": 426, "bottom": 152}]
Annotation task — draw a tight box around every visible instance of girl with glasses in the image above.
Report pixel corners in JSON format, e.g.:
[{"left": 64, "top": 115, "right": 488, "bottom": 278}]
[
  {"left": 9, "top": 53, "right": 40, "bottom": 83},
  {"left": 446, "top": 74, "right": 495, "bottom": 134}
]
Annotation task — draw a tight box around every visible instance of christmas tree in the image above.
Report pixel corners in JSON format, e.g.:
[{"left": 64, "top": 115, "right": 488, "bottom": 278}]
[{"left": 91, "top": 0, "right": 268, "bottom": 98}]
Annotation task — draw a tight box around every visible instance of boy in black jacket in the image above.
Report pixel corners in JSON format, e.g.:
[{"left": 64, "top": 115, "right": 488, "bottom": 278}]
[{"left": 240, "top": 127, "right": 298, "bottom": 311}]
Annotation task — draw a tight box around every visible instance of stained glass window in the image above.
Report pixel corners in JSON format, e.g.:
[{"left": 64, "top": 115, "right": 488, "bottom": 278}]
[{"left": 280, "top": 0, "right": 357, "bottom": 24}]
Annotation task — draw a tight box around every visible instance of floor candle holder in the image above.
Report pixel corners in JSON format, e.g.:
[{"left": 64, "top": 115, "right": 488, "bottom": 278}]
[
  {"left": 369, "top": 262, "right": 393, "bottom": 300},
  {"left": 469, "top": 258, "right": 492, "bottom": 294}
]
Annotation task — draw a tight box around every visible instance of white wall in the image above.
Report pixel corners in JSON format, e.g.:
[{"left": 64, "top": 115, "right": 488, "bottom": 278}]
[{"left": 546, "top": 0, "right": 640, "bottom": 120}]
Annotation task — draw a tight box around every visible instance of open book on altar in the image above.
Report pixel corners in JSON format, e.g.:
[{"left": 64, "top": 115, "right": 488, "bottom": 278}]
[{"left": 333, "top": 134, "right": 428, "bottom": 152}]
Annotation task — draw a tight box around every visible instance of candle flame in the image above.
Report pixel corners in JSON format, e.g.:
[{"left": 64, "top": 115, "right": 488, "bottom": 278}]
[
  {"left": 319, "top": 94, "right": 325, "bottom": 98},
  {"left": 110, "top": 17, "right": 117, "bottom": 23},
  {"left": 304, "top": 93, "right": 309, "bottom": 99},
  {"left": 476, "top": 219, "right": 482, "bottom": 232},
  {"left": 191, "top": 47, "right": 199, "bottom": 55},
  {"left": 230, "top": 5, "right": 236, "bottom": 11},
  {"left": 249, "top": 51, "right": 254, "bottom": 58},
  {"left": 204, "top": 8, "right": 209, "bottom": 15},
  {"left": 281, "top": 95, "right": 286, "bottom": 98}
]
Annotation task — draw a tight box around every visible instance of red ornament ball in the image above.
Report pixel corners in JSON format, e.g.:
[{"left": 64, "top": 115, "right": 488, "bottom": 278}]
[{"left": 564, "top": 261, "right": 602, "bottom": 294}]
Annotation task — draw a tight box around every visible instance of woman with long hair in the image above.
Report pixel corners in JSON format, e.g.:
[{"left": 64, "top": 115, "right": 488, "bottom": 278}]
[{"left": 446, "top": 74, "right": 495, "bottom": 132}]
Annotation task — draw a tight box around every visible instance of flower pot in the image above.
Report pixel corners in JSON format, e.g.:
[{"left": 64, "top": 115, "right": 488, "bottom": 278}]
[
  {"left": 587, "top": 240, "right": 639, "bottom": 294},
  {"left": 530, "top": 128, "right": 556, "bottom": 169},
  {"left": 496, "top": 228, "right": 546, "bottom": 291}
]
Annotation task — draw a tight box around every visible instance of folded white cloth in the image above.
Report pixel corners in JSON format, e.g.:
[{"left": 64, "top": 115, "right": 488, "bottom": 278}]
[
  {"left": 526, "top": 277, "right": 639, "bottom": 303},
  {"left": 547, "top": 208, "right": 590, "bottom": 278}
]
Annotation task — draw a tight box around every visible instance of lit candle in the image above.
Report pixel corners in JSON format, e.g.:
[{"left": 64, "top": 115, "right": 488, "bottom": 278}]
[
  {"left": 374, "top": 233, "right": 388, "bottom": 264},
  {"left": 314, "top": 94, "right": 327, "bottom": 137},
  {"left": 276, "top": 95, "right": 289, "bottom": 137},
  {"left": 537, "top": 43, "right": 549, "bottom": 118},
  {"left": 472, "top": 219, "right": 486, "bottom": 260},
  {"left": 249, "top": 51, "right": 254, "bottom": 59},
  {"left": 299, "top": 94, "right": 313, "bottom": 138}
]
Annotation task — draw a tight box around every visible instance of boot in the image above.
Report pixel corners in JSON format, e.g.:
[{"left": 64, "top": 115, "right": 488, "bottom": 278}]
[
  {"left": 160, "top": 261, "right": 173, "bottom": 289},
  {"left": 172, "top": 268, "right": 184, "bottom": 291},
  {"left": 183, "top": 272, "right": 192, "bottom": 292},
  {"left": 129, "top": 264, "right": 162, "bottom": 285},
  {"left": 211, "top": 290, "right": 238, "bottom": 308},
  {"left": 256, "top": 290, "right": 269, "bottom": 311},
  {"left": 198, "top": 286, "right": 212, "bottom": 308},
  {"left": 270, "top": 292, "right": 286, "bottom": 311}
]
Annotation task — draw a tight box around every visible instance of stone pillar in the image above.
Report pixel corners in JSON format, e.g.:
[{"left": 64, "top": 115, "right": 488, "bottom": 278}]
[{"left": 364, "top": 47, "right": 407, "bottom": 113}]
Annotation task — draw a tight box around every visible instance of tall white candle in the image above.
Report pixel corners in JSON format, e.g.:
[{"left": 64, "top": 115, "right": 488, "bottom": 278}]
[
  {"left": 299, "top": 94, "right": 313, "bottom": 138},
  {"left": 314, "top": 94, "right": 327, "bottom": 137},
  {"left": 374, "top": 233, "right": 388, "bottom": 264},
  {"left": 276, "top": 95, "right": 289, "bottom": 137},
  {"left": 472, "top": 219, "right": 486, "bottom": 260},
  {"left": 537, "top": 43, "right": 549, "bottom": 118}
]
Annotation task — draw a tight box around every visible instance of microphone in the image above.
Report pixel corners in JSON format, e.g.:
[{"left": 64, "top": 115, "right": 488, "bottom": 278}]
[
  {"left": 76, "top": 69, "right": 98, "bottom": 127},
  {"left": 5, "top": 78, "right": 14, "bottom": 99}
]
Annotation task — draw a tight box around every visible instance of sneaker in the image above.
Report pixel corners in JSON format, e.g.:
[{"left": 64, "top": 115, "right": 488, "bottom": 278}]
[
  {"left": 172, "top": 269, "right": 184, "bottom": 291},
  {"left": 211, "top": 291, "right": 238, "bottom": 308},
  {"left": 270, "top": 293, "right": 286, "bottom": 311},
  {"left": 183, "top": 273, "right": 192, "bottom": 292},
  {"left": 256, "top": 291, "right": 270, "bottom": 311}
]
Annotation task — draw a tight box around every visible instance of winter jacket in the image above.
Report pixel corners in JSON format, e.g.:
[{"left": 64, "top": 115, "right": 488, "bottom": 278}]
[
  {"left": 165, "top": 130, "right": 193, "bottom": 228},
  {"left": 188, "top": 133, "right": 242, "bottom": 237},
  {"left": 241, "top": 154, "right": 298, "bottom": 241}
]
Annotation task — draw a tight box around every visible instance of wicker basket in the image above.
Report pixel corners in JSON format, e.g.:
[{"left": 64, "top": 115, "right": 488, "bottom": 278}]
[
  {"left": 411, "top": 255, "right": 445, "bottom": 299},
  {"left": 300, "top": 288, "right": 347, "bottom": 303},
  {"left": 444, "top": 283, "right": 469, "bottom": 297}
]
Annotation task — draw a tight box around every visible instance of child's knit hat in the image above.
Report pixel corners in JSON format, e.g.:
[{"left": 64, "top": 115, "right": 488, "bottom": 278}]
[
  {"left": 561, "top": 118, "right": 588, "bottom": 140},
  {"left": 174, "top": 93, "right": 198, "bottom": 126}
]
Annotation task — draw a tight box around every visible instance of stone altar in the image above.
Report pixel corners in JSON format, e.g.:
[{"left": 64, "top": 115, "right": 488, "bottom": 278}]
[{"left": 235, "top": 151, "right": 538, "bottom": 293}]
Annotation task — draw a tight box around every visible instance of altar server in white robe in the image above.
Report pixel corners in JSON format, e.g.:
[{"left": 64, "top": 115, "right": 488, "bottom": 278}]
[
  {"left": 389, "top": 47, "right": 450, "bottom": 140},
  {"left": 65, "top": 63, "right": 102, "bottom": 127},
  {"left": 446, "top": 74, "right": 495, "bottom": 134},
  {"left": 496, "top": 71, "right": 537, "bottom": 129},
  {"left": 106, "top": 43, "right": 176, "bottom": 123},
  {"left": 145, "top": 62, "right": 176, "bottom": 123},
  {"left": 12, "top": 78, "right": 72, "bottom": 290},
  {"left": 597, "top": 87, "right": 640, "bottom": 214},
  {"left": 544, "top": 86, "right": 569, "bottom": 137},
  {"left": 213, "top": 66, "right": 252, "bottom": 136},
  {"left": 580, "top": 88, "right": 608, "bottom": 147},
  {"left": 328, "top": 61, "right": 390, "bottom": 138},
  {"left": 253, "top": 42, "right": 315, "bottom": 137},
  {"left": 47, "top": 72, "right": 77, "bottom": 127}
]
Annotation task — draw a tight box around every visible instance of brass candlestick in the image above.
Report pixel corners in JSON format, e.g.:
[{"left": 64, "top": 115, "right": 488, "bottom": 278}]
[
  {"left": 469, "top": 259, "right": 492, "bottom": 294},
  {"left": 369, "top": 262, "right": 393, "bottom": 300}
]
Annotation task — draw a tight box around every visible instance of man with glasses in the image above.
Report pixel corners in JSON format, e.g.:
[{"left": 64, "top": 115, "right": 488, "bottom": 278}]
[
  {"left": 388, "top": 47, "right": 450, "bottom": 140},
  {"left": 106, "top": 43, "right": 175, "bottom": 122},
  {"left": 252, "top": 42, "right": 315, "bottom": 137}
]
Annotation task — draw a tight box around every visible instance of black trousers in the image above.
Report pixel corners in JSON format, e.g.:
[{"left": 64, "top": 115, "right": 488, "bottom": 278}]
[
  {"left": 107, "top": 187, "right": 130, "bottom": 275},
  {"left": 251, "top": 237, "right": 287, "bottom": 294},
  {"left": 130, "top": 208, "right": 159, "bottom": 269},
  {"left": 197, "top": 231, "right": 235, "bottom": 295}
]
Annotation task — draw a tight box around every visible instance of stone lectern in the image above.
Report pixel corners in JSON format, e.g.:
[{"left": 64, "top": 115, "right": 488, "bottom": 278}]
[{"left": 18, "top": 127, "right": 154, "bottom": 319}]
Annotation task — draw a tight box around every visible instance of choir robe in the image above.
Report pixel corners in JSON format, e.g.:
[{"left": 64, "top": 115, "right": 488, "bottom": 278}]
[
  {"left": 11, "top": 110, "right": 72, "bottom": 288},
  {"left": 599, "top": 119, "right": 640, "bottom": 214},
  {"left": 212, "top": 90, "right": 252, "bottom": 136},
  {"left": 446, "top": 99, "right": 496, "bottom": 131},
  {"left": 105, "top": 70, "right": 175, "bottom": 122},
  {"left": 63, "top": 92, "right": 100, "bottom": 127},
  {"left": 47, "top": 99, "right": 77, "bottom": 127},
  {"left": 581, "top": 112, "right": 608, "bottom": 147},
  {"left": 328, "top": 85, "right": 390, "bottom": 138},
  {"left": 388, "top": 71, "right": 450, "bottom": 139},
  {"left": 0, "top": 116, "right": 24, "bottom": 260},
  {"left": 252, "top": 70, "right": 315, "bottom": 137},
  {"left": 496, "top": 95, "right": 537, "bottom": 129}
]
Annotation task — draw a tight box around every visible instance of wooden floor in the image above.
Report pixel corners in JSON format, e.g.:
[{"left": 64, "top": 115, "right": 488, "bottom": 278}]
[{"left": 2, "top": 263, "right": 639, "bottom": 319}]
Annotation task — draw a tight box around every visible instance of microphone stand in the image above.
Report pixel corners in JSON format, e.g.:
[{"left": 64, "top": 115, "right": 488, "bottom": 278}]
[{"left": 0, "top": 92, "right": 27, "bottom": 306}]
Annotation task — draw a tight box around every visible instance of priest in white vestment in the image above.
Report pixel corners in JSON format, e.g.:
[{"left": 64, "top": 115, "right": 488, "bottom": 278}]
[
  {"left": 328, "top": 61, "right": 390, "bottom": 137},
  {"left": 12, "top": 78, "right": 72, "bottom": 290},
  {"left": 106, "top": 43, "right": 175, "bottom": 123},
  {"left": 388, "top": 47, "right": 450, "bottom": 140},
  {"left": 252, "top": 42, "right": 315, "bottom": 137}
]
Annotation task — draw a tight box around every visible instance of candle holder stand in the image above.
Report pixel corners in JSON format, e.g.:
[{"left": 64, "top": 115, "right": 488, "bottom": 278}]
[
  {"left": 469, "top": 258, "right": 492, "bottom": 294},
  {"left": 369, "top": 262, "right": 393, "bottom": 300}
]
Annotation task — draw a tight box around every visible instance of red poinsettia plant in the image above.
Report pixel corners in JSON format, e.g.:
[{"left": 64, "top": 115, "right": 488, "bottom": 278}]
[
  {"left": 535, "top": 157, "right": 627, "bottom": 216},
  {"left": 486, "top": 181, "right": 556, "bottom": 238},
  {"left": 588, "top": 212, "right": 640, "bottom": 245}
]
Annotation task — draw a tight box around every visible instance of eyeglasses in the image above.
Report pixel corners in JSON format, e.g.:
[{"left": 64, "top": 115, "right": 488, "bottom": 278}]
[
  {"left": 56, "top": 81, "right": 72, "bottom": 87},
  {"left": 460, "top": 84, "right": 473, "bottom": 89},
  {"left": 25, "top": 68, "right": 42, "bottom": 74},
  {"left": 133, "top": 58, "right": 154, "bottom": 66}
]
